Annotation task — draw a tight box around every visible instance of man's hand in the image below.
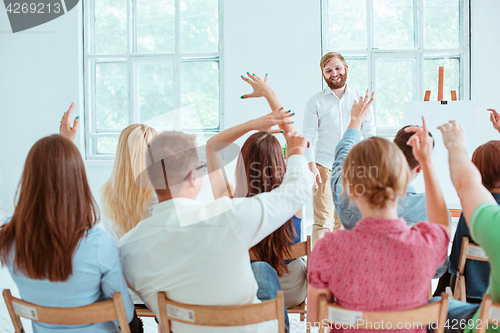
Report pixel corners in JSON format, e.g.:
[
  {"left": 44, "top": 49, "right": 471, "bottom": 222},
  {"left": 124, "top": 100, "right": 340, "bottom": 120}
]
[
  {"left": 285, "top": 132, "right": 309, "bottom": 157},
  {"left": 405, "top": 117, "right": 433, "bottom": 165},
  {"left": 59, "top": 103, "right": 79, "bottom": 142},
  {"left": 488, "top": 109, "right": 500, "bottom": 133},
  {"left": 438, "top": 120, "right": 466, "bottom": 152},
  {"left": 240, "top": 73, "right": 273, "bottom": 99},
  {"left": 308, "top": 161, "right": 321, "bottom": 189},
  {"left": 348, "top": 90, "right": 374, "bottom": 130},
  {"left": 248, "top": 107, "right": 294, "bottom": 133}
]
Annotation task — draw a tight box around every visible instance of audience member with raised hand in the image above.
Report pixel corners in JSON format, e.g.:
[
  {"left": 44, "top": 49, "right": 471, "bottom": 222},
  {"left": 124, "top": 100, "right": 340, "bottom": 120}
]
[
  {"left": 330, "top": 93, "right": 440, "bottom": 229},
  {"left": 206, "top": 108, "right": 293, "bottom": 198},
  {"left": 206, "top": 107, "right": 307, "bottom": 309},
  {"left": 119, "top": 127, "right": 313, "bottom": 333},
  {"left": 240, "top": 72, "right": 298, "bottom": 136},
  {"left": 447, "top": 139, "right": 500, "bottom": 303},
  {"left": 100, "top": 124, "right": 158, "bottom": 245},
  {"left": 0, "top": 109, "right": 141, "bottom": 332},
  {"left": 307, "top": 116, "right": 450, "bottom": 332},
  {"left": 488, "top": 108, "right": 500, "bottom": 134},
  {"left": 437, "top": 120, "right": 500, "bottom": 333}
]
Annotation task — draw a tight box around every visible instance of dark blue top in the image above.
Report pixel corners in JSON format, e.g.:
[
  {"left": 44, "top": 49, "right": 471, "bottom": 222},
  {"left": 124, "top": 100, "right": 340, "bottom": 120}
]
[
  {"left": 448, "top": 192, "right": 500, "bottom": 299},
  {"left": 284, "top": 215, "right": 302, "bottom": 265}
]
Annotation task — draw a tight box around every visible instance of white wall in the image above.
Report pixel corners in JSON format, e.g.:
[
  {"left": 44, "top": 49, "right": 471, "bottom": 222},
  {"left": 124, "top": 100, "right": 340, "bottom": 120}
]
[
  {"left": 1, "top": 0, "right": 498, "bottom": 216},
  {"left": 0, "top": 5, "right": 83, "bottom": 215},
  {"left": 0, "top": 0, "right": 321, "bottom": 215},
  {"left": 470, "top": 0, "right": 500, "bottom": 145}
]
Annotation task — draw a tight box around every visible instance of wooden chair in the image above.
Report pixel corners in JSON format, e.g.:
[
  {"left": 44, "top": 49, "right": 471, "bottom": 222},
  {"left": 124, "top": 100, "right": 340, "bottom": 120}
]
[
  {"left": 2, "top": 289, "right": 131, "bottom": 333},
  {"left": 318, "top": 292, "right": 449, "bottom": 333},
  {"left": 454, "top": 236, "right": 489, "bottom": 301},
  {"left": 157, "top": 290, "right": 285, "bottom": 333},
  {"left": 135, "top": 304, "right": 156, "bottom": 318},
  {"left": 477, "top": 294, "right": 500, "bottom": 333},
  {"left": 250, "top": 235, "right": 311, "bottom": 322},
  {"left": 137, "top": 236, "right": 312, "bottom": 322}
]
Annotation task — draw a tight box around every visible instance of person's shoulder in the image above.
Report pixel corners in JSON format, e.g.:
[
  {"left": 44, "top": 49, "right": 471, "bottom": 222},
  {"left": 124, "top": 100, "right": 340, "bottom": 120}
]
[
  {"left": 308, "top": 89, "right": 329, "bottom": 102},
  {"left": 345, "top": 84, "right": 364, "bottom": 97},
  {"left": 413, "top": 221, "right": 448, "bottom": 241},
  {"left": 87, "top": 226, "right": 116, "bottom": 248}
]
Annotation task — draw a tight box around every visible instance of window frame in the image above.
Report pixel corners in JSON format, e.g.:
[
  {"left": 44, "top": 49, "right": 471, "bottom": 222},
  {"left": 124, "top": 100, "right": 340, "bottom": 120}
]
[
  {"left": 321, "top": 0, "right": 470, "bottom": 135},
  {"left": 83, "top": 0, "right": 224, "bottom": 160}
]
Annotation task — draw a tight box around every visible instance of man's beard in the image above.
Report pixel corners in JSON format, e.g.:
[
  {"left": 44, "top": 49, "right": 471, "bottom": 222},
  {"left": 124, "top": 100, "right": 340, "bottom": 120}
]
[{"left": 325, "top": 72, "right": 347, "bottom": 90}]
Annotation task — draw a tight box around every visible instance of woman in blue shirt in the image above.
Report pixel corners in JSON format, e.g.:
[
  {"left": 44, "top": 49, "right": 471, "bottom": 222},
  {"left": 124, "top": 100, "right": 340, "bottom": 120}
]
[{"left": 0, "top": 107, "right": 141, "bottom": 333}]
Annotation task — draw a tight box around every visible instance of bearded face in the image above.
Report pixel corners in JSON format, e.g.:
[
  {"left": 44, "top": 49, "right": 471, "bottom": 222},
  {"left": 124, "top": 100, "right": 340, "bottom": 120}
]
[{"left": 325, "top": 71, "right": 347, "bottom": 90}]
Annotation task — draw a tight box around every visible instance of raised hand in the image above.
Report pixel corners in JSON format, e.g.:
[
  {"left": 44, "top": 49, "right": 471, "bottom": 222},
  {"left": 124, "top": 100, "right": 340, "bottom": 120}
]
[
  {"left": 59, "top": 103, "right": 79, "bottom": 142},
  {"left": 351, "top": 89, "right": 374, "bottom": 123},
  {"left": 240, "top": 73, "right": 273, "bottom": 99},
  {"left": 438, "top": 120, "right": 466, "bottom": 151},
  {"left": 285, "top": 131, "right": 309, "bottom": 157},
  {"left": 488, "top": 109, "right": 500, "bottom": 133},
  {"left": 249, "top": 107, "right": 294, "bottom": 133},
  {"left": 405, "top": 116, "right": 433, "bottom": 165}
]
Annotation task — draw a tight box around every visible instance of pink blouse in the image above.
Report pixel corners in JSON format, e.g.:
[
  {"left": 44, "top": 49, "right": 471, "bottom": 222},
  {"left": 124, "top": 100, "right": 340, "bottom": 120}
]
[{"left": 308, "top": 218, "right": 449, "bottom": 333}]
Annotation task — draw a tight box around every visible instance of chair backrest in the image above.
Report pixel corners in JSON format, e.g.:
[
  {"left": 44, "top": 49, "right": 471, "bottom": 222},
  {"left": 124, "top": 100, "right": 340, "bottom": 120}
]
[
  {"left": 157, "top": 290, "right": 285, "bottom": 333},
  {"left": 249, "top": 236, "right": 311, "bottom": 262},
  {"left": 2, "top": 289, "right": 131, "bottom": 333},
  {"left": 454, "top": 237, "right": 489, "bottom": 301},
  {"left": 477, "top": 294, "right": 500, "bottom": 333},
  {"left": 318, "top": 292, "right": 449, "bottom": 333},
  {"left": 458, "top": 237, "right": 489, "bottom": 268}
]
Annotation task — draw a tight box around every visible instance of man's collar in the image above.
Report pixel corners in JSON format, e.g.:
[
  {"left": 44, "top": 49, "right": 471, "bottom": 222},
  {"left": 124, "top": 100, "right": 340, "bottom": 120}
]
[{"left": 323, "top": 84, "right": 349, "bottom": 98}]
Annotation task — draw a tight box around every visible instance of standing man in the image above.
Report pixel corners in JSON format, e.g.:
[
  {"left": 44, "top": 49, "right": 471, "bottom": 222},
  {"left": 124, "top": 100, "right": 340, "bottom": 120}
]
[{"left": 303, "top": 52, "right": 376, "bottom": 245}]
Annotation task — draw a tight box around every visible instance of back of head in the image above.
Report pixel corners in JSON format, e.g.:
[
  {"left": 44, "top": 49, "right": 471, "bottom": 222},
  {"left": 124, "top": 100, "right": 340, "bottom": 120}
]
[
  {"left": 0, "top": 135, "right": 98, "bottom": 281},
  {"left": 101, "top": 124, "right": 157, "bottom": 235},
  {"left": 393, "top": 125, "right": 434, "bottom": 169},
  {"left": 342, "top": 137, "right": 410, "bottom": 209},
  {"left": 147, "top": 131, "right": 199, "bottom": 197},
  {"left": 472, "top": 140, "right": 500, "bottom": 191},
  {"left": 234, "top": 131, "right": 294, "bottom": 277},
  {"left": 234, "top": 131, "right": 286, "bottom": 198},
  {"left": 320, "top": 52, "right": 347, "bottom": 71}
]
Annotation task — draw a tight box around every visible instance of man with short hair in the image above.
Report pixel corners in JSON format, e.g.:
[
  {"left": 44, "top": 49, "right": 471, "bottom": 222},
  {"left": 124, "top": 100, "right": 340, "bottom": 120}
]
[
  {"left": 302, "top": 52, "right": 376, "bottom": 245},
  {"left": 118, "top": 130, "right": 313, "bottom": 333},
  {"left": 331, "top": 122, "right": 434, "bottom": 230}
]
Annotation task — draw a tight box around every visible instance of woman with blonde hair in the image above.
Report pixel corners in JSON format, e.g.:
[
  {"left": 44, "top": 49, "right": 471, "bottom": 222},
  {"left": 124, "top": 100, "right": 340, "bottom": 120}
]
[
  {"left": 101, "top": 124, "right": 158, "bottom": 243},
  {"left": 307, "top": 95, "right": 450, "bottom": 333}
]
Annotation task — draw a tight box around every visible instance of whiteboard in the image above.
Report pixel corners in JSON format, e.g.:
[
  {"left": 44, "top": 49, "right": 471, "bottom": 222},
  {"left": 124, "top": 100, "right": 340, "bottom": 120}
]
[{"left": 403, "top": 101, "right": 479, "bottom": 207}]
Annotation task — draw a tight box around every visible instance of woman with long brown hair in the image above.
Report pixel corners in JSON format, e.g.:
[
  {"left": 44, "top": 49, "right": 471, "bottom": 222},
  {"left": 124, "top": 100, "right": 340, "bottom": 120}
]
[
  {"left": 207, "top": 74, "right": 306, "bottom": 308},
  {"left": 0, "top": 105, "right": 141, "bottom": 333}
]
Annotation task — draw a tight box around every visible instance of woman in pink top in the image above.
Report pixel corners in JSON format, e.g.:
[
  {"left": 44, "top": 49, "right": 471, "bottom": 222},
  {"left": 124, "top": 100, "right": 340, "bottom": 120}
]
[{"left": 307, "top": 93, "right": 451, "bottom": 333}]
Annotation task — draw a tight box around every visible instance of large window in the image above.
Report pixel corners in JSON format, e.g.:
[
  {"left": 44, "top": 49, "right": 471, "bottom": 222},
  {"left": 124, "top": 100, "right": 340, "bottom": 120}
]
[
  {"left": 84, "top": 0, "right": 221, "bottom": 159},
  {"left": 323, "top": 0, "right": 469, "bottom": 136}
]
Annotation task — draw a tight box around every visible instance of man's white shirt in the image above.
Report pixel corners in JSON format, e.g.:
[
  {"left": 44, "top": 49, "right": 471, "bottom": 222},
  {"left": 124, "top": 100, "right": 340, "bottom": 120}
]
[
  {"left": 118, "top": 155, "right": 313, "bottom": 333},
  {"left": 302, "top": 84, "right": 376, "bottom": 169}
]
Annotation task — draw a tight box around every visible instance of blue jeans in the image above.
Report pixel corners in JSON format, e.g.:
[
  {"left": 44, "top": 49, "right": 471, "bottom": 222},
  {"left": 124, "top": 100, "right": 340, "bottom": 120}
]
[
  {"left": 251, "top": 262, "right": 289, "bottom": 333},
  {"left": 428, "top": 297, "right": 479, "bottom": 333}
]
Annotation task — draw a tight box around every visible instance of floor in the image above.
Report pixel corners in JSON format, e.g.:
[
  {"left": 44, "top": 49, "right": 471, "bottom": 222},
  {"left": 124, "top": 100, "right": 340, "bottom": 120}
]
[{"left": 0, "top": 220, "right": 457, "bottom": 333}]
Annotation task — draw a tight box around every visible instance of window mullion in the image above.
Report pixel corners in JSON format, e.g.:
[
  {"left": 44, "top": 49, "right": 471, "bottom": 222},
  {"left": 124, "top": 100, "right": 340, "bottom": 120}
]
[
  {"left": 418, "top": 0, "right": 424, "bottom": 101},
  {"left": 367, "top": 0, "right": 375, "bottom": 125}
]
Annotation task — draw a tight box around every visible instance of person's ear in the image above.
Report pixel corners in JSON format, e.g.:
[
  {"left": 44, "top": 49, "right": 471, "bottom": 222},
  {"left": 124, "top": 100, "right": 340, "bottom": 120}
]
[
  {"left": 345, "top": 65, "right": 348, "bottom": 74},
  {"left": 416, "top": 165, "right": 422, "bottom": 173}
]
